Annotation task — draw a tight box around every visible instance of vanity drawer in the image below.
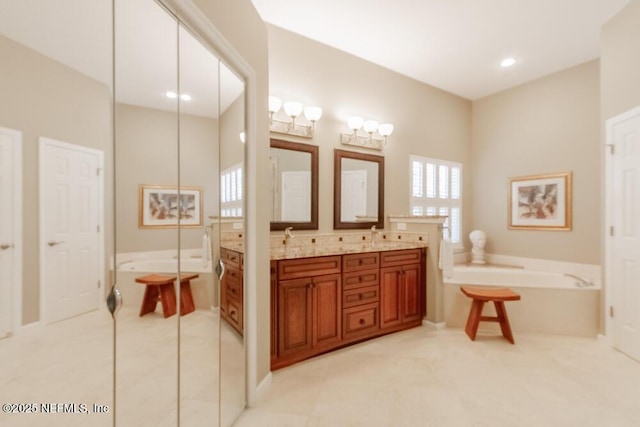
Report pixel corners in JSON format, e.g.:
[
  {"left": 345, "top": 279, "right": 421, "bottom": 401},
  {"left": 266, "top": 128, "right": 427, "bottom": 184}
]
[
  {"left": 225, "top": 296, "right": 243, "bottom": 332},
  {"left": 380, "top": 248, "right": 422, "bottom": 267},
  {"left": 343, "top": 303, "right": 379, "bottom": 339},
  {"left": 224, "top": 272, "right": 243, "bottom": 301},
  {"left": 342, "top": 269, "right": 379, "bottom": 291},
  {"left": 343, "top": 252, "right": 380, "bottom": 272},
  {"left": 221, "top": 248, "right": 242, "bottom": 269},
  {"left": 277, "top": 256, "right": 341, "bottom": 280},
  {"left": 342, "top": 285, "right": 379, "bottom": 308}
]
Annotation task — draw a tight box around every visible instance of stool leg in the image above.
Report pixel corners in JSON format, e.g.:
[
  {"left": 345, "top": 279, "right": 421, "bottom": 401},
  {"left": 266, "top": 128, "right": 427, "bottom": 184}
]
[
  {"left": 158, "top": 283, "right": 177, "bottom": 318},
  {"left": 465, "top": 299, "right": 485, "bottom": 341},
  {"left": 179, "top": 280, "right": 195, "bottom": 316},
  {"left": 494, "top": 301, "right": 515, "bottom": 344},
  {"left": 140, "top": 286, "right": 159, "bottom": 316}
]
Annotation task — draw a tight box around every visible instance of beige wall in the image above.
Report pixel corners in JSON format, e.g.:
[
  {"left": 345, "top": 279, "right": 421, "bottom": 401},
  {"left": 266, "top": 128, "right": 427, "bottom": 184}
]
[
  {"left": 267, "top": 25, "right": 473, "bottom": 234},
  {"left": 115, "top": 103, "right": 218, "bottom": 253},
  {"left": 601, "top": 0, "right": 640, "bottom": 120},
  {"left": 0, "top": 35, "right": 112, "bottom": 325},
  {"left": 471, "top": 61, "right": 601, "bottom": 264}
]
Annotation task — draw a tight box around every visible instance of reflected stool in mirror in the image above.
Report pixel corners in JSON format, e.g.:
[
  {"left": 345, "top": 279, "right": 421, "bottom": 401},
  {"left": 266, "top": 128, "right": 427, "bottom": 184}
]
[
  {"left": 135, "top": 273, "right": 199, "bottom": 317},
  {"left": 460, "top": 286, "right": 521, "bottom": 344}
]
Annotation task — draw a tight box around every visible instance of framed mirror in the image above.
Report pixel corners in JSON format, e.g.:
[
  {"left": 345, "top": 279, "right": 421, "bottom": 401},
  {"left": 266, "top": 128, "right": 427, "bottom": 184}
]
[
  {"left": 270, "top": 139, "right": 319, "bottom": 230},
  {"left": 334, "top": 149, "right": 384, "bottom": 229}
]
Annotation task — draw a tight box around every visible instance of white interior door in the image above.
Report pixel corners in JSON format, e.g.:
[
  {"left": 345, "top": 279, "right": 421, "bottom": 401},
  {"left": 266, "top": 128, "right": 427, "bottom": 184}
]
[
  {"left": 0, "top": 127, "right": 22, "bottom": 338},
  {"left": 341, "top": 170, "right": 367, "bottom": 222},
  {"left": 281, "top": 170, "right": 310, "bottom": 221},
  {"left": 609, "top": 107, "right": 640, "bottom": 361},
  {"left": 40, "top": 138, "right": 102, "bottom": 324}
]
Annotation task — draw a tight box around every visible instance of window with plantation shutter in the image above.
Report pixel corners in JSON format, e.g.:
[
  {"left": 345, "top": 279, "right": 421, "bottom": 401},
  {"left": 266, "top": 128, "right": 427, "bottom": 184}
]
[
  {"left": 220, "top": 163, "right": 243, "bottom": 217},
  {"left": 410, "top": 155, "right": 463, "bottom": 246}
]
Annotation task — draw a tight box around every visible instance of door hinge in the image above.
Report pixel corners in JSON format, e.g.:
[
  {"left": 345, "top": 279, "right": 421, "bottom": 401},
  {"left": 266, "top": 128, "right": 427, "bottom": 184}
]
[
  {"left": 610, "top": 306, "right": 614, "bottom": 318},
  {"left": 610, "top": 226, "right": 614, "bottom": 237},
  {"left": 96, "top": 168, "right": 102, "bottom": 176},
  {"left": 98, "top": 280, "right": 101, "bottom": 289},
  {"left": 97, "top": 224, "right": 100, "bottom": 233},
  {"left": 606, "top": 144, "right": 615, "bottom": 155}
]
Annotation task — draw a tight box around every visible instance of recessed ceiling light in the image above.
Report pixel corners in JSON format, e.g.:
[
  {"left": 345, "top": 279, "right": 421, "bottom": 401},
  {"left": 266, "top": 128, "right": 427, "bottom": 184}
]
[
  {"left": 500, "top": 57, "right": 516, "bottom": 68},
  {"left": 166, "top": 91, "right": 178, "bottom": 99},
  {"left": 180, "top": 94, "right": 192, "bottom": 101}
]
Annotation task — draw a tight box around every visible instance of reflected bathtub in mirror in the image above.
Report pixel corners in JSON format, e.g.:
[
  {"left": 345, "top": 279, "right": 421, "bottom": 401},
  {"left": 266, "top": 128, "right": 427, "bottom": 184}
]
[{"left": 270, "top": 139, "right": 318, "bottom": 230}]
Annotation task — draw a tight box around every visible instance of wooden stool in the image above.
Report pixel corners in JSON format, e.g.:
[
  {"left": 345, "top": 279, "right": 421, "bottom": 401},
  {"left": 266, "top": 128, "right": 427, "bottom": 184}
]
[
  {"left": 460, "top": 286, "right": 521, "bottom": 344},
  {"left": 136, "top": 273, "right": 199, "bottom": 317}
]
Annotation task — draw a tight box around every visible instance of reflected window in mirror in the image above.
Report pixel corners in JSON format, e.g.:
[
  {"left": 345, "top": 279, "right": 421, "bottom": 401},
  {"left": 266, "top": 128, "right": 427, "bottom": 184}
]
[
  {"left": 334, "top": 149, "right": 384, "bottom": 230},
  {"left": 270, "top": 139, "right": 318, "bottom": 230}
]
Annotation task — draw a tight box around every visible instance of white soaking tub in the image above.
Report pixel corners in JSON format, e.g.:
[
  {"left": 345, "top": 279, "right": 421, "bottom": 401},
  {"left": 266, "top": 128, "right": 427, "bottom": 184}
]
[{"left": 443, "top": 264, "right": 601, "bottom": 337}]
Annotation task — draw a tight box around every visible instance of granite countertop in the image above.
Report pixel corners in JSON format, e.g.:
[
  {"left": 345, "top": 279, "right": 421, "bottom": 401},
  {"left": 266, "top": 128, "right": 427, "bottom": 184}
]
[{"left": 270, "top": 240, "right": 427, "bottom": 260}]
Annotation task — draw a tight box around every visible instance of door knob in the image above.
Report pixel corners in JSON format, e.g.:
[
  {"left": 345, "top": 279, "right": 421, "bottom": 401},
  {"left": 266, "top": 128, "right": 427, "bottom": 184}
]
[
  {"left": 47, "top": 241, "right": 64, "bottom": 247},
  {"left": 0, "top": 243, "right": 13, "bottom": 251},
  {"left": 106, "top": 287, "right": 123, "bottom": 319},
  {"left": 215, "top": 259, "right": 226, "bottom": 280}
]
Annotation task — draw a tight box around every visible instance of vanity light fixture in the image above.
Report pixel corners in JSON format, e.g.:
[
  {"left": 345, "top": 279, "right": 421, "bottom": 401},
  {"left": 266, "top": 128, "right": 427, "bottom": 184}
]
[
  {"left": 341, "top": 116, "right": 394, "bottom": 150},
  {"left": 269, "top": 95, "right": 322, "bottom": 139}
]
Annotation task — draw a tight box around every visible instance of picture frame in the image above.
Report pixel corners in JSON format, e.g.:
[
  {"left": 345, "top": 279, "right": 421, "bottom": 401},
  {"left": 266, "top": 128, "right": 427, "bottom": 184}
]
[
  {"left": 138, "top": 185, "right": 203, "bottom": 228},
  {"left": 508, "top": 172, "right": 572, "bottom": 231}
]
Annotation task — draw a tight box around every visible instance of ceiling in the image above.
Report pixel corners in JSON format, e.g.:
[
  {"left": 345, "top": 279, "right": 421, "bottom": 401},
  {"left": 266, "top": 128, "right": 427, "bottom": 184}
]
[
  {"left": 0, "top": 0, "right": 244, "bottom": 118},
  {"left": 250, "top": 0, "right": 630, "bottom": 100}
]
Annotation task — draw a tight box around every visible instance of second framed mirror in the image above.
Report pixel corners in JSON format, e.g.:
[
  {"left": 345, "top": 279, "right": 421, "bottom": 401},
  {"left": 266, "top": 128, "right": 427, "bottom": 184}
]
[
  {"left": 334, "top": 149, "right": 384, "bottom": 230},
  {"left": 270, "top": 139, "right": 319, "bottom": 231}
]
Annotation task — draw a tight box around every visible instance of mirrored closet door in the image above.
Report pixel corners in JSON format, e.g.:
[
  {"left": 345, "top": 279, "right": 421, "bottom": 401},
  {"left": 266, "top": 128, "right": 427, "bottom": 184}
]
[{"left": 0, "top": 1, "right": 115, "bottom": 426}]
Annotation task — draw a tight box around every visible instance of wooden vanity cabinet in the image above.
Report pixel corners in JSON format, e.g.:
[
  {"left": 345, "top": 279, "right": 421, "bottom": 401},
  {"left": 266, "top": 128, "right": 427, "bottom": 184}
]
[
  {"left": 380, "top": 249, "right": 423, "bottom": 330},
  {"left": 275, "top": 256, "right": 342, "bottom": 368},
  {"left": 271, "top": 248, "right": 425, "bottom": 369},
  {"left": 220, "top": 248, "right": 243, "bottom": 335},
  {"left": 341, "top": 253, "right": 381, "bottom": 342}
]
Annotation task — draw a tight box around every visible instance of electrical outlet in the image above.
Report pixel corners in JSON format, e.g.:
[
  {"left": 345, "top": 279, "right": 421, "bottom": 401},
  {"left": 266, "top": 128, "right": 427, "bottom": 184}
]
[
  {"left": 397, "top": 222, "right": 407, "bottom": 230},
  {"left": 232, "top": 222, "right": 243, "bottom": 230}
]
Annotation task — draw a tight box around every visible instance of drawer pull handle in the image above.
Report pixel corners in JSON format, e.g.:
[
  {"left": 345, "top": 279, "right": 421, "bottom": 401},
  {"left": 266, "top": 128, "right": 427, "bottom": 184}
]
[
  {"left": 359, "top": 294, "right": 363, "bottom": 299},
  {"left": 359, "top": 319, "right": 365, "bottom": 325}
]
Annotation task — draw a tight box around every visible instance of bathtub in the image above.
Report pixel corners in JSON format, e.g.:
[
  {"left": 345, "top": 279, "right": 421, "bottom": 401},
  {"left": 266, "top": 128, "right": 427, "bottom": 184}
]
[
  {"left": 443, "top": 264, "right": 601, "bottom": 337},
  {"left": 113, "top": 249, "right": 216, "bottom": 312},
  {"left": 445, "top": 264, "right": 599, "bottom": 290}
]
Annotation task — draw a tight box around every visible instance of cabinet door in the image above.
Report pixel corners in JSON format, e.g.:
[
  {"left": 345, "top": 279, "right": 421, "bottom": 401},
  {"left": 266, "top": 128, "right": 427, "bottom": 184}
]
[
  {"left": 380, "top": 266, "right": 402, "bottom": 329},
  {"left": 312, "top": 274, "right": 342, "bottom": 348},
  {"left": 278, "top": 277, "right": 313, "bottom": 357},
  {"left": 270, "top": 261, "right": 277, "bottom": 361},
  {"left": 401, "top": 263, "right": 421, "bottom": 323}
]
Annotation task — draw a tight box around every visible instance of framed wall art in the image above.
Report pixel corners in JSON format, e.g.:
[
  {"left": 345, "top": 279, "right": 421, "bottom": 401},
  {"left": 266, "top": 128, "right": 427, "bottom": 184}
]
[
  {"left": 508, "top": 172, "right": 572, "bottom": 231},
  {"left": 138, "top": 185, "right": 203, "bottom": 228}
]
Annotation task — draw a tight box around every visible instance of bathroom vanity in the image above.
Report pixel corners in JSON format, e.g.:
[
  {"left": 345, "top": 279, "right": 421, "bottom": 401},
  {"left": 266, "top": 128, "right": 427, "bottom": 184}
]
[
  {"left": 270, "top": 242, "right": 427, "bottom": 369},
  {"left": 220, "top": 247, "right": 244, "bottom": 335}
]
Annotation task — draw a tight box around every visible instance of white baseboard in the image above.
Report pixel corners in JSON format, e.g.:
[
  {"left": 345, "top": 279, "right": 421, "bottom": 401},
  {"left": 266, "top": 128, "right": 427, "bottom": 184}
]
[
  {"left": 250, "top": 371, "right": 272, "bottom": 406},
  {"left": 18, "top": 321, "right": 43, "bottom": 336},
  {"left": 423, "top": 320, "right": 447, "bottom": 330}
]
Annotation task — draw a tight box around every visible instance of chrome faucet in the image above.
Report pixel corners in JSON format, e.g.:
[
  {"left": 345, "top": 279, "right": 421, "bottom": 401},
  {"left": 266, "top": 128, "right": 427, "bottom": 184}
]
[
  {"left": 371, "top": 225, "right": 382, "bottom": 245},
  {"left": 284, "top": 227, "right": 295, "bottom": 244}
]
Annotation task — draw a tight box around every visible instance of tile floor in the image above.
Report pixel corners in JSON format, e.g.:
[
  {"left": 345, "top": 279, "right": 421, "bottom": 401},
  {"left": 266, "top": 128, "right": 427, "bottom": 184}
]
[
  {"left": 0, "top": 306, "right": 244, "bottom": 427},
  {"left": 235, "top": 327, "right": 640, "bottom": 427},
  {"left": 3, "top": 309, "right": 640, "bottom": 427}
]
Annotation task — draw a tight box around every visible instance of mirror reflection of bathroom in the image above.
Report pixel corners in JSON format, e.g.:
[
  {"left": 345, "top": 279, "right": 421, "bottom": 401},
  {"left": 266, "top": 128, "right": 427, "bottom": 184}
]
[
  {"left": 271, "top": 147, "right": 312, "bottom": 222},
  {"left": 340, "top": 158, "right": 379, "bottom": 222},
  {"left": 0, "top": 1, "right": 115, "bottom": 425},
  {"left": 218, "top": 61, "right": 247, "bottom": 426},
  {"left": 114, "top": 0, "right": 180, "bottom": 422}
]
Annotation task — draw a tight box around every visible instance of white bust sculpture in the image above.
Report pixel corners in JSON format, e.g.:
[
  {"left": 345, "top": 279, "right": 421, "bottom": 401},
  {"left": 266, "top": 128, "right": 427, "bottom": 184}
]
[{"left": 469, "top": 230, "right": 487, "bottom": 264}]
